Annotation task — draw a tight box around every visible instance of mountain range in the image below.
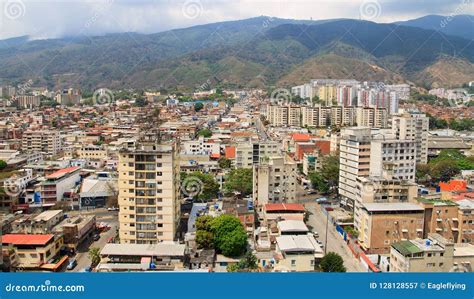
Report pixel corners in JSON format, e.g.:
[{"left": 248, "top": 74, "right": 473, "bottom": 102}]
[{"left": 0, "top": 15, "right": 473, "bottom": 92}]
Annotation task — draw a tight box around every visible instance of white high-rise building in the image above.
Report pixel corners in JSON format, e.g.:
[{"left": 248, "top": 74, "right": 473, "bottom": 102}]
[{"left": 391, "top": 113, "right": 429, "bottom": 164}]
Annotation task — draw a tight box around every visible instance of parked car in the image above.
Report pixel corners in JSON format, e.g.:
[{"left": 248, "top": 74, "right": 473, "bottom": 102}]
[
  {"left": 312, "top": 232, "right": 319, "bottom": 238},
  {"left": 306, "top": 190, "right": 318, "bottom": 195},
  {"left": 93, "top": 234, "right": 100, "bottom": 241},
  {"left": 66, "top": 259, "right": 77, "bottom": 270},
  {"left": 107, "top": 207, "right": 119, "bottom": 211},
  {"left": 82, "top": 266, "right": 92, "bottom": 272}
]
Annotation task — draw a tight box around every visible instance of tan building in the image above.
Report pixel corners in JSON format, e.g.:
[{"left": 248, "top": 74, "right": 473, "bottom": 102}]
[
  {"left": 390, "top": 233, "right": 474, "bottom": 272},
  {"left": 12, "top": 210, "right": 64, "bottom": 234},
  {"left": 118, "top": 137, "right": 180, "bottom": 244},
  {"left": 418, "top": 198, "right": 461, "bottom": 243},
  {"left": 253, "top": 155, "right": 297, "bottom": 207},
  {"left": 458, "top": 200, "right": 474, "bottom": 244},
  {"left": 235, "top": 141, "right": 280, "bottom": 169},
  {"left": 1, "top": 234, "right": 64, "bottom": 270},
  {"left": 22, "top": 130, "right": 61, "bottom": 156},
  {"left": 318, "top": 85, "right": 337, "bottom": 106},
  {"left": 78, "top": 144, "right": 108, "bottom": 160},
  {"left": 274, "top": 234, "right": 323, "bottom": 272},
  {"left": 358, "top": 202, "right": 425, "bottom": 254}
]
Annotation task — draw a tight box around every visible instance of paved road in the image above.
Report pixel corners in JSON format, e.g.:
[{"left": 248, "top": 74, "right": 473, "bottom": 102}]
[
  {"left": 304, "top": 202, "right": 365, "bottom": 272},
  {"left": 70, "top": 211, "right": 119, "bottom": 272}
]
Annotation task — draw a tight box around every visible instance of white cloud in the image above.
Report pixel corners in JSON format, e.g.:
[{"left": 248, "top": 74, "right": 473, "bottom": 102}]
[{"left": 0, "top": 0, "right": 472, "bottom": 40}]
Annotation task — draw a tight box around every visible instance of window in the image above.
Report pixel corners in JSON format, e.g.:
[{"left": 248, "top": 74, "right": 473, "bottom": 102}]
[
  {"left": 426, "top": 263, "right": 435, "bottom": 268},
  {"left": 291, "top": 260, "right": 296, "bottom": 266}
]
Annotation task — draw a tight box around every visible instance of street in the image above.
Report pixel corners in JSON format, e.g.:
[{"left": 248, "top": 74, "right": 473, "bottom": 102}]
[
  {"left": 68, "top": 209, "right": 119, "bottom": 272},
  {"left": 304, "top": 202, "right": 365, "bottom": 272}
]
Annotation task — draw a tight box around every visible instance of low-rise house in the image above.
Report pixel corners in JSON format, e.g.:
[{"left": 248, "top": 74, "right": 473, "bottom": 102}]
[
  {"left": 97, "top": 243, "right": 186, "bottom": 272},
  {"left": 274, "top": 234, "right": 323, "bottom": 272},
  {"left": 390, "top": 233, "right": 474, "bottom": 272},
  {"left": 1, "top": 233, "right": 65, "bottom": 271}
]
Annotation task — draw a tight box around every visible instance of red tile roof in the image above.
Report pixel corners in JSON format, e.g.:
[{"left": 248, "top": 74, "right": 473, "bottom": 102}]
[
  {"left": 2, "top": 234, "right": 54, "bottom": 246},
  {"left": 210, "top": 153, "right": 221, "bottom": 159},
  {"left": 225, "top": 146, "right": 236, "bottom": 159},
  {"left": 291, "top": 133, "right": 310, "bottom": 142},
  {"left": 265, "top": 203, "right": 305, "bottom": 212},
  {"left": 46, "top": 166, "right": 80, "bottom": 179}
]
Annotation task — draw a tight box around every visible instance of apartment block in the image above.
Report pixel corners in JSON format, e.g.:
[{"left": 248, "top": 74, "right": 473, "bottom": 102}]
[
  {"left": 22, "top": 130, "right": 61, "bottom": 156},
  {"left": 338, "top": 128, "right": 372, "bottom": 208},
  {"left": 358, "top": 202, "right": 425, "bottom": 254},
  {"left": 253, "top": 155, "right": 297, "bottom": 207},
  {"left": 235, "top": 141, "right": 280, "bottom": 169},
  {"left": 118, "top": 137, "right": 180, "bottom": 244},
  {"left": 390, "top": 233, "right": 474, "bottom": 272},
  {"left": 391, "top": 113, "right": 429, "bottom": 164},
  {"left": 40, "top": 166, "right": 81, "bottom": 203},
  {"left": 418, "top": 198, "right": 461, "bottom": 243},
  {"left": 369, "top": 137, "right": 417, "bottom": 181}
]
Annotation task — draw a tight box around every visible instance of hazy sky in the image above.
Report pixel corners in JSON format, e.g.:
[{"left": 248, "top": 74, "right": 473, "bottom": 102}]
[{"left": 0, "top": 0, "right": 472, "bottom": 40}]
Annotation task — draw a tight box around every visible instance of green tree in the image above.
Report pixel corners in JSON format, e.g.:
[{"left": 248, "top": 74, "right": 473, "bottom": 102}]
[
  {"left": 181, "top": 172, "right": 219, "bottom": 201},
  {"left": 134, "top": 97, "right": 147, "bottom": 107},
  {"left": 197, "top": 128, "right": 212, "bottom": 138},
  {"left": 195, "top": 215, "right": 215, "bottom": 249},
  {"left": 194, "top": 102, "right": 204, "bottom": 112},
  {"left": 320, "top": 155, "right": 340, "bottom": 190},
  {"left": 320, "top": 252, "right": 346, "bottom": 272},
  {"left": 211, "top": 214, "right": 247, "bottom": 257},
  {"left": 0, "top": 160, "right": 7, "bottom": 170},
  {"left": 308, "top": 172, "right": 329, "bottom": 194},
  {"left": 218, "top": 157, "right": 232, "bottom": 169},
  {"left": 223, "top": 168, "right": 253, "bottom": 196},
  {"left": 88, "top": 247, "right": 101, "bottom": 267},
  {"left": 431, "top": 160, "right": 461, "bottom": 182},
  {"left": 227, "top": 252, "right": 258, "bottom": 272}
]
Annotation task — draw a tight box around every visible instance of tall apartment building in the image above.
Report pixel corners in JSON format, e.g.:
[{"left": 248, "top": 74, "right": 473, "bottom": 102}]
[
  {"left": 369, "top": 136, "right": 417, "bottom": 181},
  {"left": 14, "top": 95, "right": 40, "bottom": 108},
  {"left": 118, "top": 137, "right": 180, "bottom": 244},
  {"left": 22, "top": 130, "right": 61, "bottom": 156},
  {"left": 318, "top": 85, "right": 337, "bottom": 106},
  {"left": 266, "top": 105, "right": 289, "bottom": 127},
  {"left": 391, "top": 113, "right": 429, "bottom": 164},
  {"left": 299, "top": 106, "right": 386, "bottom": 128},
  {"left": 339, "top": 128, "right": 372, "bottom": 208},
  {"left": 235, "top": 141, "right": 280, "bottom": 169},
  {"left": 253, "top": 155, "right": 297, "bottom": 207},
  {"left": 356, "top": 107, "right": 388, "bottom": 128}
]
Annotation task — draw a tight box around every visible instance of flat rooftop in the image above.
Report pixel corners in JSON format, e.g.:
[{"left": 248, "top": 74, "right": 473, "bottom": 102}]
[
  {"left": 101, "top": 243, "right": 186, "bottom": 257},
  {"left": 363, "top": 202, "right": 424, "bottom": 212}
]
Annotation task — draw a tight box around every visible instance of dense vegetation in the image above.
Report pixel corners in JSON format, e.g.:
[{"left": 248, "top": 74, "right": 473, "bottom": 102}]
[
  {"left": 195, "top": 214, "right": 248, "bottom": 257},
  {"left": 417, "top": 150, "right": 474, "bottom": 184}
]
